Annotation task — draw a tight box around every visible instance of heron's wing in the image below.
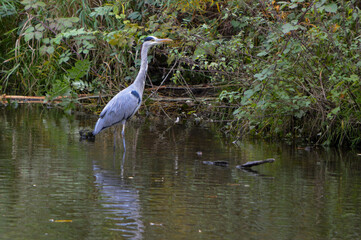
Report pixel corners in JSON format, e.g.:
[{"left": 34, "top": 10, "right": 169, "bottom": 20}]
[{"left": 93, "top": 89, "right": 141, "bottom": 134}]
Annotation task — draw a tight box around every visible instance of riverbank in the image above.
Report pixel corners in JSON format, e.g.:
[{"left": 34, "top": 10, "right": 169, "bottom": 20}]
[{"left": 2, "top": 1, "right": 361, "bottom": 146}]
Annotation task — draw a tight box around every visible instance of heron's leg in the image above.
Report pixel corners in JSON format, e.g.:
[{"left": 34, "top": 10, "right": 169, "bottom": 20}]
[
  {"left": 113, "top": 127, "right": 117, "bottom": 151},
  {"left": 121, "top": 123, "right": 126, "bottom": 151}
]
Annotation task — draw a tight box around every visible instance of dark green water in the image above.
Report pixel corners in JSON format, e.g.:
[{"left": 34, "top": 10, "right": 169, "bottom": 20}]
[{"left": 1, "top": 105, "right": 361, "bottom": 240}]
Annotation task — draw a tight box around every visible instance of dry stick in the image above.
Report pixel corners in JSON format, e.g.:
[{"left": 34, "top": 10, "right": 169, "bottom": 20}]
[
  {"left": 141, "top": 59, "right": 178, "bottom": 120},
  {"left": 144, "top": 58, "right": 179, "bottom": 102},
  {"left": 146, "top": 59, "right": 180, "bottom": 120},
  {"left": 159, "top": 106, "right": 172, "bottom": 120},
  {"left": 178, "top": 71, "right": 197, "bottom": 101}
]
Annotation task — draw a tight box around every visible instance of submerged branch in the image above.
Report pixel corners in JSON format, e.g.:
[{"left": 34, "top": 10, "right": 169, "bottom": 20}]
[
  {"left": 237, "top": 158, "right": 275, "bottom": 169},
  {"left": 202, "top": 158, "right": 276, "bottom": 170}
]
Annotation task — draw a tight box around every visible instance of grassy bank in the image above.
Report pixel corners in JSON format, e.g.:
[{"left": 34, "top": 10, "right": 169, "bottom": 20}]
[{"left": 1, "top": 0, "right": 361, "bottom": 146}]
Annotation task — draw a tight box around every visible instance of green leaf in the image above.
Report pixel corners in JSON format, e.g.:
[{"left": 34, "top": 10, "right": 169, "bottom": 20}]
[
  {"left": 294, "top": 110, "right": 305, "bottom": 119},
  {"left": 59, "top": 56, "right": 69, "bottom": 64},
  {"left": 324, "top": 3, "right": 337, "bottom": 13},
  {"left": 193, "top": 45, "right": 207, "bottom": 59},
  {"left": 289, "top": 3, "right": 298, "bottom": 9},
  {"left": 282, "top": 23, "right": 298, "bottom": 34},
  {"left": 39, "top": 45, "right": 54, "bottom": 55},
  {"left": 254, "top": 68, "right": 274, "bottom": 81},
  {"left": 51, "top": 34, "right": 62, "bottom": 44},
  {"left": 231, "top": 20, "right": 241, "bottom": 28},
  {"left": 67, "top": 59, "right": 90, "bottom": 80},
  {"left": 331, "top": 106, "right": 340, "bottom": 115},
  {"left": 24, "top": 26, "right": 34, "bottom": 33},
  {"left": 36, "top": 1, "right": 46, "bottom": 7},
  {"left": 42, "top": 38, "right": 50, "bottom": 44},
  {"left": 128, "top": 11, "right": 141, "bottom": 20},
  {"left": 90, "top": 6, "right": 113, "bottom": 17},
  {"left": 193, "top": 43, "right": 216, "bottom": 59},
  {"left": 39, "top": 45, "right": 47, "bottom": 55},
  {"left": 20, "top": 0, "right": 31, "bottom": 5},
  {"left": 244, "top": 89, "right": 254, "bottom": 100},
  {"left": 257, "top": 50, "right": 268, "bottom": 57},
  {"left": 46, "top": 46, "right": 54, "bottom": 54},
  {"left": 345, "top": 74, "right": 359, "bottom": 83},
  {"left": 68, "top": 17, "right": 79, "bottom": 23},
  {"left": 34, "top": 31, "right": 42, "bottom": 40},
  {"left": 35, "top": 23, "right": 45, "bottom": 31},
  {"left": 24, "top": 32, "right": 35, "bottom": 42},
  {"left": 59, "top": 50, "right": 71, "bottom": 64},
  {"left": 47, "top": 77, "right": 71, "bottom": 100},
  {"left": 113, "top": 6, "right": 119, "bottom": 15}
]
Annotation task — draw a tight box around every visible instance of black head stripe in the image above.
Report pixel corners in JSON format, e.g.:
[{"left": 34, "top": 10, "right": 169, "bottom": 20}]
[{"left": 143, "top": 36, "right": 154, "bottom": 42}]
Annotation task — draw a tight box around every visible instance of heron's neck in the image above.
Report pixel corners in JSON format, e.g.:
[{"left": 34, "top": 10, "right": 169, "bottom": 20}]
[{"left": 133, "top": 44, "right": 150, "bottom": 95}]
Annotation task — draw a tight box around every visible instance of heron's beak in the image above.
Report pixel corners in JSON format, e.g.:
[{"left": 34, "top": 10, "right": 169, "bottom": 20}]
[{"left": 156, "top": 38, "right": 173, "bottom": 43}]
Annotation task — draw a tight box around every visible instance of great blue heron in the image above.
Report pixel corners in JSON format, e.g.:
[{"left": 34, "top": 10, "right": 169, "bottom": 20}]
[{"left": 92, "top": 36, "right": 173, "bottom": 150}]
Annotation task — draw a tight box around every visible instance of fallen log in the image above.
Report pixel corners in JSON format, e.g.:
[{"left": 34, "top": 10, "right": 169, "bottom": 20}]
[
  {"left": 0, "top": 94, "right": 52, "bottom": 104},
  {"left": 236, "top": 158, "right": 275, "bottom": 169},
  {"left": 0, "top": 94, "right": 92, "bottom": 104}
]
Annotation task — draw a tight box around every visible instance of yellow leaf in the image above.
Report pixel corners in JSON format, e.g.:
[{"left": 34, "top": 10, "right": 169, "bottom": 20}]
[
  {"left": 332, "top": 24, "right": 340, "bottom": 32},
  {"left": 54, "top": 220, "right": 73, "bottom": 223}
]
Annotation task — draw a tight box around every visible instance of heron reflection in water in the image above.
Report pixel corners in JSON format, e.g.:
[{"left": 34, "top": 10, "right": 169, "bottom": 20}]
[
  {"left": 91, "top": 36, "right": 173, "bottom": 150},
  {"left": 93, "top": 164, "right": 144, "bottom": 238}
]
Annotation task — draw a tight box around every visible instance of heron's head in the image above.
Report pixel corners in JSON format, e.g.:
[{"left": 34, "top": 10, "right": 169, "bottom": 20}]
[{"left": 143, "top": 36, "right": 173, "bottom": 46}]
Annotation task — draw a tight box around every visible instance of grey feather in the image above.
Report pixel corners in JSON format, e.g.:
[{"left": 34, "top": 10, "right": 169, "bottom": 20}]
[{"left": 93, "top": 87, "right": 142, "bottom": 135}]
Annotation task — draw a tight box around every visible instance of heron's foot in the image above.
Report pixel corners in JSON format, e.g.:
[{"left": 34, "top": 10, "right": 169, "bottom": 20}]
[{"left": 79, "top": 129, "right": 95, "bottom": 142}]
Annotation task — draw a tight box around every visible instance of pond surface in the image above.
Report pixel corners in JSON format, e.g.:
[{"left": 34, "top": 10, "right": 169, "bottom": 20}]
[{"left": 1, "top": 105, "right": 361, "bottom": 240}]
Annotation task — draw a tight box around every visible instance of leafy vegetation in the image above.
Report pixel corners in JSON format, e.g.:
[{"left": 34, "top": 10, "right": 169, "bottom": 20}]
[{"left": 1, "top": 0, "right": 361, "bottom": 146}]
